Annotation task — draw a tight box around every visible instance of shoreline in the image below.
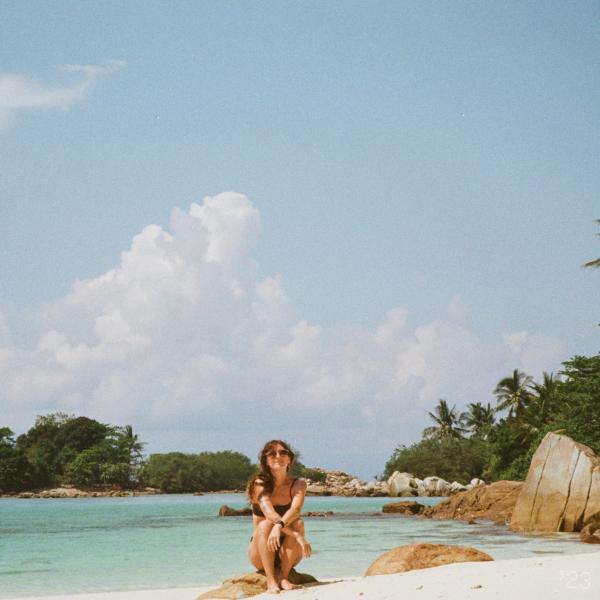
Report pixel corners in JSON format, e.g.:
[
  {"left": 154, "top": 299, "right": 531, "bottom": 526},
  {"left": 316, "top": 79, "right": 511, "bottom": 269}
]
[{"left": 5, "top": 551, "right": 600, "bottom": 600}]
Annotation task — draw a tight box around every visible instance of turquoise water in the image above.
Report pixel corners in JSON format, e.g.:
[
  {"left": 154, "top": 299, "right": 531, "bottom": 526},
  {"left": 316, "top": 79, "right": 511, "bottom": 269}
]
[{"left": 0, "top": 494, "right": 596, "bottom": 598}]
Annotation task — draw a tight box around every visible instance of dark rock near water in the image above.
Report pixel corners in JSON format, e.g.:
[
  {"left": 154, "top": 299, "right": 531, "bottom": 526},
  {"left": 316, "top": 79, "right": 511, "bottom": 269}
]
[
  {"left": 381, "top": 501, "right": 425, "bottom": 515},
  {"left": 218, "top": 505, "right": 252, "bottom": 517}
]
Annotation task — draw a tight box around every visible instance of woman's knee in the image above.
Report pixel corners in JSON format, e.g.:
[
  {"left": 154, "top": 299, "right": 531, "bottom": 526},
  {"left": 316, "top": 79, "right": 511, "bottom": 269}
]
[{"left": 256, "top": 519, "right": 274, "bottom": 537}]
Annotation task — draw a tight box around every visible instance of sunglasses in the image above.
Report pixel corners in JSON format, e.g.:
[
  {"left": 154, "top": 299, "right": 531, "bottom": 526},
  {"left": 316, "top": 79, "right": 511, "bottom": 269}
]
[{"left": 266, "top": 449, "right": 290, "bottom": 458}]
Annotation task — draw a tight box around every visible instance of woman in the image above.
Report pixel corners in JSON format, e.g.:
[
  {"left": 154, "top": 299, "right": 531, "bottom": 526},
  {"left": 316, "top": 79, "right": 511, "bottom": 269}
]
[{"left": 247, "top": 440, "right": 312, "bottom": 594}]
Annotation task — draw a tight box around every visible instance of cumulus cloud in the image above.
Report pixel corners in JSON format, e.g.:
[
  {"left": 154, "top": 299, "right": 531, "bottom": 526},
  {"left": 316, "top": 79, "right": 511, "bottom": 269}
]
[
  {"left": 0, "top": 192, "right": 572, "bottom": 476},
  {"left": 0, "top": 60, "right": 126, "bottom": 129}
]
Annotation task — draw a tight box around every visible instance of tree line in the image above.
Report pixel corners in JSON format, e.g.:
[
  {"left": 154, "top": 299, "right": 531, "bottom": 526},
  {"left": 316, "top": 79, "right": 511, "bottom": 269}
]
[
  {"left": 0, "top": 413, "right": 322, "bottom": 494},
  {"left": 383, "top": 352, "right": 600, "bottom": 483}
]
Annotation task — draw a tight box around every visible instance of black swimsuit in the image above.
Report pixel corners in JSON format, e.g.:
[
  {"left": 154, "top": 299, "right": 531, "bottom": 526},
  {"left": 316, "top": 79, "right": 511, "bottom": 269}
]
[
  {"left": 251, "top": 478, "right": 296, "bottom": 518},
  {"left": 250, "top": 479, "right": 297, "bottom": 558}
]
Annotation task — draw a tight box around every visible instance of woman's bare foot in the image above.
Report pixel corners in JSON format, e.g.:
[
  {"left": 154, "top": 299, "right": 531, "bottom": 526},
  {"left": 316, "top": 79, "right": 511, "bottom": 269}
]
[
  {"left": 266, "top": 580, "right": 281, "bottom": 594},
  {"left": 280, "top": 579, "right": 301, "bottom": 591}
]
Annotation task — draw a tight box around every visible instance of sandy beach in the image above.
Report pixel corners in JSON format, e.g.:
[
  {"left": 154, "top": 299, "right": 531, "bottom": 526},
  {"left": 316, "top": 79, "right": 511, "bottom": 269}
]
[{"left": 11, "top": 551, "right": 599, "bottom": 600}]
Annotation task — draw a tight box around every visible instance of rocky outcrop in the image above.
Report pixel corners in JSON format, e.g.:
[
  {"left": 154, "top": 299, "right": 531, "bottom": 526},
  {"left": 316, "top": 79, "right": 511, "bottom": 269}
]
[
  {"left": 303, "top": 511, "right": 334, "bottom": 517},
  {"left": 386, "top": 471, "right": 485, "bottom": 498},
  {"left": 510, "top": 433, "right": 600, "bottom": 533},
  {"left": 197, "top": 569, "right": 317, "bottom": 599},
  {"left": 381, "top": 501, "right": 425, "bottom": 515},
  {"left": 423, "top": 481, "right": 523, "bottom": 523},
  {"left": 305, "top": 470, "right": 388, "bottom": 497},
  {"left": 364, "top": 543, "right": 493, "bottom": 576},
  {"left": 218, "top": 505, "right": 253, "bottom": 517},
  {"left": 16, "top": 486, "right": 161, "bottom": 498}
]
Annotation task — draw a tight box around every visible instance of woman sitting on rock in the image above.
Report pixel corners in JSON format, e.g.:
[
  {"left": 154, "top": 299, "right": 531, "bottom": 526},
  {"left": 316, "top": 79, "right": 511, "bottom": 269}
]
[{"left": 247, "top": 439, "right": 312, "bottom": 594}]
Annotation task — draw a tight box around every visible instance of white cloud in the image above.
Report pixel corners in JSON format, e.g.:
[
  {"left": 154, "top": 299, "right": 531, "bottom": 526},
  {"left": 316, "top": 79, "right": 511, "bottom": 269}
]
[
  {"left": 0, "top": 60, "right": 126, "bottom": 129},
  {"left": 0, "top": 192, "right": 573, "bottom": 476}
]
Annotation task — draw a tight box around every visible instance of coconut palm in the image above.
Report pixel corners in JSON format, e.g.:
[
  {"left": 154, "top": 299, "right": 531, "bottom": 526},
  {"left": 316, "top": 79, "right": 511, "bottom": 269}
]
[
  {"left": 422, "top": 399, "right": 467, "bottom": 439},
  {"left": 463, "top": 402, "right": 496, "bottom": 438},
  {"left": 583, "top": 219, "right": 600, "bottom": 268},
  {"left": 529, "top": 372, "right": 561, "bottom": 424},
  {"left": 494, "top": 369, "right": 533, "bottom": 422}
]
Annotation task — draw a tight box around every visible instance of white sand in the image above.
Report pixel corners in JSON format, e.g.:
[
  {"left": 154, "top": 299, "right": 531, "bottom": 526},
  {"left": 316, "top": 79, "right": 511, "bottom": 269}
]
[{"left": 9, "top": 551, "right": 600, "bottom": 600}]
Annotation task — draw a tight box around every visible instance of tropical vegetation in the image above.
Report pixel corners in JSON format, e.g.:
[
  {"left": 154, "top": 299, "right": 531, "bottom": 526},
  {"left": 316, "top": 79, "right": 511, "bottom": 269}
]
[{"left": 384, "top": 352, "right": 600, "bottom": 483}]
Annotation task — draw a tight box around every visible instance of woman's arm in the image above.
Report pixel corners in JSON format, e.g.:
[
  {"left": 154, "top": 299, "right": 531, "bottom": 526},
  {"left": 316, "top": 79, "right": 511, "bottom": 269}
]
[{"left": 278, "top": 479, "right": 307, "bottom": 527}]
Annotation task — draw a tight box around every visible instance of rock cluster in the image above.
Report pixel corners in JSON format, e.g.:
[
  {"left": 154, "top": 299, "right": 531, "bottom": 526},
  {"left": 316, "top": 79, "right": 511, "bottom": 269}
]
[
  {"left": 364, "top": 543, "right": 493, "bottom": 576},
  {"left": 305, "top": 470, "right": 388, "bottom": 497},
  {"left": 387, "top": 472, "right": 485, "bottom": 497},
  {"left": 423, "top": 480, "right": 522, "bottom": 523},
  {"left": 510, "top": 432, "right": 600, "bottom": 533},
  {"left": 197, "top": 569, "right": 317, "bottom": 599},
  {"left": 17, "top": 486, "right": 161, "bottom": 498}
]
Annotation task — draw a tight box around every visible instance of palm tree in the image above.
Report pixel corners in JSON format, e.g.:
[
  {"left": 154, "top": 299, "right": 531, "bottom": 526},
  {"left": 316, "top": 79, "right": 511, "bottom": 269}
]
[
  {"left": 119, "top": 425, "right": 144, "bottom": 464},
  {"left": 583, "top": 219, "right": 600, "bottom": 268},
  {"left": 463, "top": 402, "right": 496, "bottom": 438},
  {"left": 529, "top": 372, "right": 561, "bottom": 424},
  {"left": 494, "top": 369, "right": 533, "bottom": 422},
  {"left": 422, "top": 399, "right": 466, "bottom": 439}
]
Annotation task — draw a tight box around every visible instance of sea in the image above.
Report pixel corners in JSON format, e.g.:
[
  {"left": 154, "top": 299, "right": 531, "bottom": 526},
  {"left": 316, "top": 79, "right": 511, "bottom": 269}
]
[{"left": 0, "top": 494, "right": 597, "bottom": 599}]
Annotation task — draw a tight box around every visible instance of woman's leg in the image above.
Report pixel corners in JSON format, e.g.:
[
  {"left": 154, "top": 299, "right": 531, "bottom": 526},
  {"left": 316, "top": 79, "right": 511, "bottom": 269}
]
[
  {"left": 279, "top": 519, "right": 305, "bottom": 590},
  {"left": 248, "top": 520, "right": 280, "bottom": 593}
]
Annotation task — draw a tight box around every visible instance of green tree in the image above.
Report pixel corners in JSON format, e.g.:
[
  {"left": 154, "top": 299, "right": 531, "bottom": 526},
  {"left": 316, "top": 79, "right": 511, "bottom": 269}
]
[
  {"left": 63, "top": 443, "right": 130, "bottom": 487},
  {"left": 422, "top": 399, "right": 466, "bottom": 439},
  {"left": 494, "top": 369, "right": 533, "bottom": 422},
  {"left": 551, "top": 354, "right": 600, "bottom": 453},
  {"left": 383, "top": 437, "right": 489, "bottom": 483},
  {"left": 463, "top": 402, "right": 496, "bottom": 439},
  {"left": 0, "top": 428, "right": 30, "bottom": 492}
]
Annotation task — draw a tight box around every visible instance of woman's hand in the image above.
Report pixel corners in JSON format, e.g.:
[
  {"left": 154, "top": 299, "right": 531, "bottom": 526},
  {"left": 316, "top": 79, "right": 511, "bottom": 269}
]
[
  {"left": 295, "top": 535, "right": 312, "bottom": 558},
  {"left": 267, "top": 524, "right": 282, "bottom": 552}
]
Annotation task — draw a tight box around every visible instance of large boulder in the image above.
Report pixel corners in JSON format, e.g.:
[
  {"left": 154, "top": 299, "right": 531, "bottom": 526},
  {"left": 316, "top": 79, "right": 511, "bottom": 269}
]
[
  {"left": 387, "top": 472, "right": 418, "bottom": 497},
  {"left": 197, "top": 570, "right": 317, "bottom": 599},
  {"left": 421, "top": 476, "right": 451, "bottom": 496},
  {"left": 364, "top": 543, "right": 493, "bottom": 576},
  {"left": 381, "top": 501, "right": 425, "bottom": 515},
  {"left": 423, "top": 480, "right": 522, "bottom": 523},
  {"left": 510, "top": 432, "right": 600, "bottom": 532},
  {"left": 449, "top": 481, "right": 468, "bottom": 494}
]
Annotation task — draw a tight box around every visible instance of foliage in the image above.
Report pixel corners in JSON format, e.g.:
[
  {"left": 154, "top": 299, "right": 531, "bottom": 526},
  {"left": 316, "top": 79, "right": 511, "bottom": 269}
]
[
  {"left": 0, "top": 428, "right": 31, "bottom": 492},
  {"left": 422, "top": 399, "right": 466, "bottom": 439},
  {"left": 463, "top": 402, "right": 495, "bottom": 439},
  {"left": 385, "top": 352, "right": 600, "bottom": 484},
  {"left": 494, "top": 370, "right": 533, "bottom": 422},
  {"left": 1, "top": 414, "right": 145, "bottom": 491},
  {"left": 139, "top": 451, "right": 255, "bottom": 493},
  {"left": 297, "top": 467, "right": 327, "bottom": 482},
  {"left": 383, "top": 436, "right": 490, "bottom": 483}
]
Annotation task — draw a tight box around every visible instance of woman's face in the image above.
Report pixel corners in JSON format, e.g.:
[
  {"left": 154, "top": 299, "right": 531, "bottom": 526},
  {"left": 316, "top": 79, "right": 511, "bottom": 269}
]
[{"left": 266, "top": 443, "right": 291, "bottom": 472}]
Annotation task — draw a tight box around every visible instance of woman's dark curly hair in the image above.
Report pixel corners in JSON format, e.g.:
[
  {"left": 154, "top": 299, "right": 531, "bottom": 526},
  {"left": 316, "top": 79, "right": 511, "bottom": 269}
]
[{"left": 246, "top": 439, "right": 296, "bottom": 502}]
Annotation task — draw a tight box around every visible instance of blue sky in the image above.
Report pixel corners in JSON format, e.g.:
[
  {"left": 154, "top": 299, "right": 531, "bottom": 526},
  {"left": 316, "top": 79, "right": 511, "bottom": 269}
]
[{"left": 1, "top": 1, "right": 598, "bottom": 477}]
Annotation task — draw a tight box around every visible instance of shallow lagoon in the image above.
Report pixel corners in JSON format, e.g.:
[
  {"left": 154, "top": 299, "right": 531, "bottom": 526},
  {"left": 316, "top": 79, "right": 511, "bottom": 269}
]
[{"left": 0, "top": 494, "right": 596, "bottom": 598}]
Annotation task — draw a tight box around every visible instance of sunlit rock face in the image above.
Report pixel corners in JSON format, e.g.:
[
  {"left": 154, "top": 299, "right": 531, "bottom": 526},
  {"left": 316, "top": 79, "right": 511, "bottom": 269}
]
[{"left": 510, "top": 432, "right": 600, "bottom": 533}]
